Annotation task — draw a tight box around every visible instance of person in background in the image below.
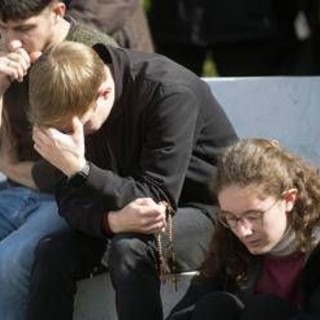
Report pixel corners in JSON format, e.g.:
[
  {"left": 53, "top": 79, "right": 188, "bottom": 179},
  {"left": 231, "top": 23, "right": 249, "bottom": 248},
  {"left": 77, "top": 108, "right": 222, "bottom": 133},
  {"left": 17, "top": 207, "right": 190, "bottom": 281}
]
[
  {"left": 0, "top": 1, "right": 116, "bottom": 319},
  {"left": 64, "top": 0, "right": 154, "bottom": 52},
  {"left": 148, "top": 0, "right": 319, "bottom": 76},
  {"left": 167, "top": 138, "right": 320, "bottom": 320},
  {"left": 26, "top": 40, "right": 237, "bottom": 320}
]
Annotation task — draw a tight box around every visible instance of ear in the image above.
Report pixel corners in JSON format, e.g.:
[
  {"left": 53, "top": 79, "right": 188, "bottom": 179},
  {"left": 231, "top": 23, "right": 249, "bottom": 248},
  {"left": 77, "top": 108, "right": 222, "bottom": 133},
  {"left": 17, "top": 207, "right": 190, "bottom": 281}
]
[
  {"left": 97, "top": 81, "right": 112, "bottom": 101},
  {"left": 91, "top": 81, "right": 112, "bottom": 113},
  {"left": 282, "top": 188, "right": 298, "bottom": 212},
  {"left": 52, "top": 2, "right": 66, "bottom": 20}
]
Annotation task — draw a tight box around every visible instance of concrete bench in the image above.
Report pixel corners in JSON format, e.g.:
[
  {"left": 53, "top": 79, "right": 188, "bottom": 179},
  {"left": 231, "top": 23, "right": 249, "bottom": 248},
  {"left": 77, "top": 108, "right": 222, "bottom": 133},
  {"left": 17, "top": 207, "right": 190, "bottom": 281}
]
[
  {"left": 1, "top": 76, "right": 320, "bottom": 319},
  {"left": 207, "top": 76, "right": 320, "bottom": 167}
]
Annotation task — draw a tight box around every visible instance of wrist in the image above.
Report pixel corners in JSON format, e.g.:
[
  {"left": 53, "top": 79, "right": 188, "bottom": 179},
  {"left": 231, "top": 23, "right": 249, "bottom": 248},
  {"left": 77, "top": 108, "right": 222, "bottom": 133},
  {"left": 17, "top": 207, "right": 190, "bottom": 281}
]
[
  {"left": 107, "top": 211, "right": 119, "bottom": 234},
  {"left": 103, "top": 212, "right": 115, "bottom": 236},
  {"left": 68, "top": 160, "right": 91, "bottom": 187},
  {"left": 67, "top": 158, "right": 87, "bottom": 177},
  {"left": 1, "top": 162, "right": 14, "bottom": 179}
]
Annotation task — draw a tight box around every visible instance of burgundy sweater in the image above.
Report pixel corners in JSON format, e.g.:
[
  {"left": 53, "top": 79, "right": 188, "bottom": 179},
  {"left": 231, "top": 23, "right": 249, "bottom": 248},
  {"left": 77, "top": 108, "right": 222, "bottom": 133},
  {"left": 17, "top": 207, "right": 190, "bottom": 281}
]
[{"left": 255, "top": 252, "right": 305, "bottom": 307}]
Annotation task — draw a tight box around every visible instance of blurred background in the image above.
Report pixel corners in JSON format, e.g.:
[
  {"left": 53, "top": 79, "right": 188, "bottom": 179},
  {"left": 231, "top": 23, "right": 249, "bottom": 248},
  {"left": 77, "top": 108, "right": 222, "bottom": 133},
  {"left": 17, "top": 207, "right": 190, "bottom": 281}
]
[{"left": 66, "top": 0, "right": 320, "bottom": 77}]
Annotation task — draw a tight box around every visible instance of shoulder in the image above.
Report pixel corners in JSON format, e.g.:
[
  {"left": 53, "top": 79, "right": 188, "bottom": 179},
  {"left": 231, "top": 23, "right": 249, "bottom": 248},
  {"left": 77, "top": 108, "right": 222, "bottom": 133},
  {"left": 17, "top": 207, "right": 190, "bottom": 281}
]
[{"left": 66, "top": 19, "right": 118, "bottom": 48}]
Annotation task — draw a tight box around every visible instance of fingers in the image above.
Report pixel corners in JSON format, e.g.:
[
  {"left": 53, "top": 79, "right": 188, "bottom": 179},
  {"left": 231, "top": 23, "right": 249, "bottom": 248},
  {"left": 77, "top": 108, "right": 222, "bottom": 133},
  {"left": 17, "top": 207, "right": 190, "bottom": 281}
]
[
  {"left": 30, "top": 51, "right": 42, "bottom": 63},
  {"left": 71, "top": 116, "right": 84, "bottom": 140},
  {"left": 132, "top": 198, "right": 168, "bottom": 217},
  {"left": 110, "top": 194, "right": 174, "bottom": 234},
  {"left": 134, "top": 197, "right": 167, "bottom": 212},
  {"left": 32, "top": 126, "right": 49, "bottom": 156},
  {"left": 134, "top": 197, "right": 157, "bottom": 206},
  {"left": 46, "top": 127, "right": 69, "bottom": 141},
  {"left": 34, "top": 124, "right": 70, "bottom": 142},
  {"left": 4, "top": 58, "right": 26, "bottom": 81},
  {"left": 148, "top": 221, "right": 167, "bottom": 234},
  {"left": 0, "top": 47, "right": 30, "bottom": 82},
  {"left": 132, "top": 199, "right": 167, "bottom": 234},
  {"left": 33, "top": 125, "right": 59, "bottom": 150},
  {"left": 138, "top": 212, "right": 167, "bottom": 234},
  {"left": 8, "top": 49, "right": 30, "bottom": 81}
]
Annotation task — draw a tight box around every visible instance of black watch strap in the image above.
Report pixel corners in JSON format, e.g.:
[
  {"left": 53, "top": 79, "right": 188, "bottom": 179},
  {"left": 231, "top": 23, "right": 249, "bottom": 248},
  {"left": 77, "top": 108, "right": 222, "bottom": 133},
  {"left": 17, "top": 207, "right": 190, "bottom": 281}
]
[{"left": 68, "top": 161, "right": 91, "bottom": 187}]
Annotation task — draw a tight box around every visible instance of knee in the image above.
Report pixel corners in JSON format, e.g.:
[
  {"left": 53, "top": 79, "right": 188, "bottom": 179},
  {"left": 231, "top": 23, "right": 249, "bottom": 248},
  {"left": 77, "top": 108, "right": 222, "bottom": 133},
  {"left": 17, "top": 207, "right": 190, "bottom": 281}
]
[
  {"left": 34, "top": 237, "right": 54, "bottom": 262},
  {"left": 0, "top": 240, "right": 35, "bottom": 287},
  {"left": 32, "top": 235, "right": 65, "bottom": 273},
  {"left": 108, "top": 233, "right": 156, "bottom": 279}
]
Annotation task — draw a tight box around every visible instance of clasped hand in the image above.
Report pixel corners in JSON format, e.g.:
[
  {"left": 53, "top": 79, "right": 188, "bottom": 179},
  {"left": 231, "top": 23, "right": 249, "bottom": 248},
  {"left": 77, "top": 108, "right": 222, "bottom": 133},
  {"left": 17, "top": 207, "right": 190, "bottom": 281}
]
[
  {"left": 108, "top": 198, "right": 168, "bottom": 234},
  {"left": 0, "top": 40, "right": 31, "bottom": 93}
]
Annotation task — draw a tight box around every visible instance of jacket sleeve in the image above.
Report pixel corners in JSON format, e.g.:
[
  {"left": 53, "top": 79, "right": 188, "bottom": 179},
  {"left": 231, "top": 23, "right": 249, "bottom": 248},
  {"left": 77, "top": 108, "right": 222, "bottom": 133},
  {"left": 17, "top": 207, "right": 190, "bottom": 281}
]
[{"left": 32, "top": 160, "right": 58, "bottom": 193}]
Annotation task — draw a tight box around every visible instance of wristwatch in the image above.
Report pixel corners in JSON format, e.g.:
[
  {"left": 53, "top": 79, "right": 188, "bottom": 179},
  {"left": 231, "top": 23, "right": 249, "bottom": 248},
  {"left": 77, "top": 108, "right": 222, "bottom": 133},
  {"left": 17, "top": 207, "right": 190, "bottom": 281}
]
[{"left": 68, "top": 161, "right": 91, "bottom": 187}]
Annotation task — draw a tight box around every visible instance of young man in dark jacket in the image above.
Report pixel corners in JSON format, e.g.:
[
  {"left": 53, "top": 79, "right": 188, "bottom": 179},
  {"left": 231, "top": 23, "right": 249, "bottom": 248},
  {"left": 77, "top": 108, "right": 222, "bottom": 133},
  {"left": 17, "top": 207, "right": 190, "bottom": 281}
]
[
  {"left": 27, "top": 41, "right": 238, "bottom": 320},
  {"left": 0, "top": 1, "right": 116, "bottom": 319}
]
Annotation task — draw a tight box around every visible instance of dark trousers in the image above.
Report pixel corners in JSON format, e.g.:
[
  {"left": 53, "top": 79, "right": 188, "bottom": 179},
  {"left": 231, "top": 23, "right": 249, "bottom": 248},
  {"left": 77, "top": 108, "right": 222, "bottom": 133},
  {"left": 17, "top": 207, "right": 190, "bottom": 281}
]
[{"left": 26, "top": 207, "right": 214, "bottom": 320}]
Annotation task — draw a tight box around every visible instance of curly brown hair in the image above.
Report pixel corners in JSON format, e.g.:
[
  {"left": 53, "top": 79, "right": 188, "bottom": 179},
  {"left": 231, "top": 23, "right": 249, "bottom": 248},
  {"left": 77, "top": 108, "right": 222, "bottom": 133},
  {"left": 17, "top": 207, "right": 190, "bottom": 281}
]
[{"left": 201, "top": 138, "right": 320, "bottom": 285}]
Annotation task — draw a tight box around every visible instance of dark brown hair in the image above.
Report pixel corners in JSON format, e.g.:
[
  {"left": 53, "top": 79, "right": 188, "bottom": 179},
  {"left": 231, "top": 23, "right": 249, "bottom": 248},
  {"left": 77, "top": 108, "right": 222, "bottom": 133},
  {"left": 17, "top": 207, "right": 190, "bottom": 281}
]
[{"left": 0, "top": 0, "right": 56, "bottom": 22}]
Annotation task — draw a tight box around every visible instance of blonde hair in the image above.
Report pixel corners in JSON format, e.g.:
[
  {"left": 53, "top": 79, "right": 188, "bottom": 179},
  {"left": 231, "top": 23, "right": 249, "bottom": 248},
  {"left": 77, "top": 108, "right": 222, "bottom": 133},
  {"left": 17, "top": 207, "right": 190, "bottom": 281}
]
[
  {"left": 29, "top": 41, "right": 106, "bottom": 127},
  {"left": 202, "top": 138, "right": 320, "bottom": 284}
]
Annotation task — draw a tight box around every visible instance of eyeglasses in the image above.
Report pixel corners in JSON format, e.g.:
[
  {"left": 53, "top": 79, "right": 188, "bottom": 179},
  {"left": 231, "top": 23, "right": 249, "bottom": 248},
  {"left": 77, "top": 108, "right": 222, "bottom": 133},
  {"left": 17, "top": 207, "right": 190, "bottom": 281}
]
[{"left": 217, "top": 198, "right": 281, "bottom": 229}]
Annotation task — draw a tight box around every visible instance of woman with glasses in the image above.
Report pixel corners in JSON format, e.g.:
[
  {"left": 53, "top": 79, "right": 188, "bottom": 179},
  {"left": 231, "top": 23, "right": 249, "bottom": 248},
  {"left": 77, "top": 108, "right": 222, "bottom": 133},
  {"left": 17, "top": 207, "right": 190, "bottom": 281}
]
[{"left": 167, "top": 138, "right": 320, "bottom": 320}]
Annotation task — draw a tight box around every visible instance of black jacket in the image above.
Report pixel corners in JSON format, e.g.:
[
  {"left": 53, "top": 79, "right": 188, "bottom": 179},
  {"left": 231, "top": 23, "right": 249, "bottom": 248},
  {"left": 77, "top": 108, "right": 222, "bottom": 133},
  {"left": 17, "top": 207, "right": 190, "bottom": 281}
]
[
  {"left": 55, "top": 44, "right": 238, "bottom": 237},
  {"left": 167, "top": 244, "right": 320, "bottom": 320}
]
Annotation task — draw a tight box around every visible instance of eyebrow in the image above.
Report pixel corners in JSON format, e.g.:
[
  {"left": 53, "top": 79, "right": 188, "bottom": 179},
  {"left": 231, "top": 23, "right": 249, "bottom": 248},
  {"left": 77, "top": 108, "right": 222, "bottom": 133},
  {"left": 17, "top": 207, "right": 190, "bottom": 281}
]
[
  {"left": 13, "top": 24, "right": 35, "bottom": 31},
  {"left": 220, "top": 208, "right": 262, "bottom": 217},
  {"left": 0, "top": 22, "right": 35, "bottom": 30}
]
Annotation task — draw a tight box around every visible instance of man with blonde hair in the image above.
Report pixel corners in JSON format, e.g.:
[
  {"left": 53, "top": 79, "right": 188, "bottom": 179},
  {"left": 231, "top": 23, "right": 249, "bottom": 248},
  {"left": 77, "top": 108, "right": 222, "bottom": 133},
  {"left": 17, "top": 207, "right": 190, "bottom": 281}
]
[
  {"left": 0, "top": 1, "right": 115, "bottom": 319},
  {"left": 27, "top": 41, "right": 238, "bottom": 320}
]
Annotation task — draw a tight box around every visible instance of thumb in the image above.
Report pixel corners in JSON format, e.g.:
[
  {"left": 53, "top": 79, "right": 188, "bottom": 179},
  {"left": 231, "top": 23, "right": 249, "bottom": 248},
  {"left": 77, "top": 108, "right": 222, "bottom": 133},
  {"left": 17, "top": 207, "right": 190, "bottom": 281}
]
[{"left": 30, "top": 51, "right": 43, "bottom": 63}]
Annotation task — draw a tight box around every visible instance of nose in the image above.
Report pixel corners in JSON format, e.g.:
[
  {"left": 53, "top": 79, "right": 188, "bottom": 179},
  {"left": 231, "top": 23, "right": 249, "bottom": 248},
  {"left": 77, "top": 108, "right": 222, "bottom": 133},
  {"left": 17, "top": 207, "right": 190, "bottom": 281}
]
[{"left": 234, "top": 220, "right": 253, "bottom": 238}]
